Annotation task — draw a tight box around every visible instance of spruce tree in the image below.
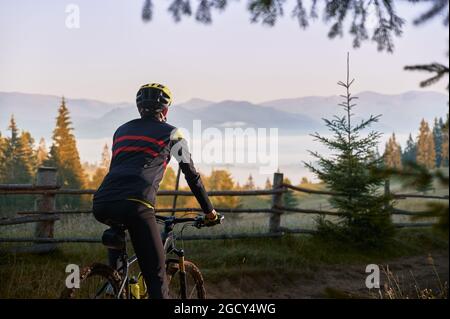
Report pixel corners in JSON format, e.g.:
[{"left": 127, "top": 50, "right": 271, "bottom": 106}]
[
  {"left": 282, "top": 177, "right": 298, "bottom": 209},
  {"left": 384, "top": 133, "right": 402, "bottom": 169},
  {"left": 305, "top": 54, "right": 394, "bottom": 248},
  {"left": 243, "top": 174, "right": 255, "bottom": 190},
  {"left": 100, "top": 143, "right": 111, "bottom": 169},
  {"left": 264, "top": 177, "right": 272, "bottom": 190},
  {"left": 441, "top": 114, "right": 449, "bottom": 167},
  {"left": 20, "top": 131, "right": 37, "bottom": 178},
  {"left": 208, "top": 170, "right": 238, "bottom": 208},
  {"left": 402, "top": 133, "right": 417, "bottom": 165},
  {"left": 417, "top": 119, "right": 436, "bottom": 169},
  {"left": 89, "top": 143, "right": 111, "bottom": 189},
  {"left": 3, "top": 116, "right": 33, "bottom": 183},
  {"left": 47, "top": 97, "right": 86, "bottom": 208},
  {"left": 0, "top": 117, "right": 35, "bottom": 213},
  {"left": 300, "top": 177, "right": 310, "bottom": 185},
  {"left": 89, "top": 168, "right": 104, "bottom": 189},
  {"left": 0, "top": 132, "right": 6, "bottom": 183},
  {"left": 36, "top": 137, "right": 49, "bottom": 167},
  {"left": 433, "top": 118, "right": 443, "bottom": 168}
]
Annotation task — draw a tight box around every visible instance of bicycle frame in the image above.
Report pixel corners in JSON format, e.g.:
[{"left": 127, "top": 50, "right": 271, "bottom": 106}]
[{"left": 97, "top": 215, "right": 192, "bottom": 299}]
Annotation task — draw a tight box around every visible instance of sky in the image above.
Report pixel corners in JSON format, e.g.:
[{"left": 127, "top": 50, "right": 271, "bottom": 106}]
[{"left": 0, "top": 0, "right": 449, "bottom": 105}]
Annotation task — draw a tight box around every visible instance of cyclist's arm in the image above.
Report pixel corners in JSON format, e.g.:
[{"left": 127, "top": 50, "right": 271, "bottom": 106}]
[{"left": 170, "top": 131, "right": 214, "bottom": 215}]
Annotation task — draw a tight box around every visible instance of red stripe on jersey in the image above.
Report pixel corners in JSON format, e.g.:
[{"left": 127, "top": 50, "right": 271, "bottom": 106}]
[{"left": 113, "top": 146, "right": 159, "bottom": 158}]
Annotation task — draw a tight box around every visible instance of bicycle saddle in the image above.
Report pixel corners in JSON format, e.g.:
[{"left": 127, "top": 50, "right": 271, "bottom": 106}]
[{"left": 102, "top": 225, "right": 126, "bottom": 250}]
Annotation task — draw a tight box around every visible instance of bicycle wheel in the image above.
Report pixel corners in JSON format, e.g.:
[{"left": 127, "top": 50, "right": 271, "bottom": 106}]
[
  {"left": 60, "top": 263, "right": 124, "bottom": 299},
  {"left": 166, "top": 259, "right": 206, "bottom": 299}
]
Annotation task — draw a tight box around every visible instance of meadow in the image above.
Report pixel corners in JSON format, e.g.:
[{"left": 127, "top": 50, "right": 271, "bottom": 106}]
[
  {"left": 0, "top": 173, "right": 448, "bottom": 298},
  {"left": 0, "top": 228, "right": 448, "bottom": 298}
]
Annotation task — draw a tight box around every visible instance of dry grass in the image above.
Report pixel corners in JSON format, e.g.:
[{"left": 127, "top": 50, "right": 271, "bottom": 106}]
[{"left": 378, "top": 255, "right": 448, "bottom": 299}]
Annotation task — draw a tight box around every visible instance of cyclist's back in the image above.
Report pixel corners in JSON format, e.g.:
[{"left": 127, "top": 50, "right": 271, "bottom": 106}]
[{"left": 94, "top": 117, "right": 176, "bottom": 208}]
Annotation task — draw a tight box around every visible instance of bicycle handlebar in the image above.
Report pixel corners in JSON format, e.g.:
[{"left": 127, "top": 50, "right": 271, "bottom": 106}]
[{"left": 156, "top": 213, "right": 224, "bottom": 228}]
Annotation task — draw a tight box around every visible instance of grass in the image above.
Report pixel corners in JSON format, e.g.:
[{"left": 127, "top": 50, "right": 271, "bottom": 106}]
[
  {"left": 379, "top": 261, "right": 449, "bottom": 299},
  {"left": 0, "top": 228, "right": 447, "bottom": 298}
]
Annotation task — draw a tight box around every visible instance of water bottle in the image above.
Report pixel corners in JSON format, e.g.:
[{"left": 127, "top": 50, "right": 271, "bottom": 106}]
[
  {"left": 129, "top": 276, "right": 140, "bottom": 299},
  {"left": 138, "top": 273, "right": 148, "bottom": 298}
]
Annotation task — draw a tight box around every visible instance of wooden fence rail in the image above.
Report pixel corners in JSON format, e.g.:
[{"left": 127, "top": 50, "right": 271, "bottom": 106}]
[
  {"left": 282, "top": 183, "right": 449, "bottom": 200},
  {"left": 0, "top": 167, "right": 447, "bottom": 251},
  {"left": 14, "top": 208, "right": 275, "bottom": 215},
  {"left": 0, "top": 215, "right": 60, "bottom": 226},
  {"left": 0, "top": 188, "right": 284, "bottom": 196},
  {"left": 0, "top": 222, "right": 435, "bottom": 244},
  {"left": 392, "top": 193, "right": 449, "bottom": 200}
]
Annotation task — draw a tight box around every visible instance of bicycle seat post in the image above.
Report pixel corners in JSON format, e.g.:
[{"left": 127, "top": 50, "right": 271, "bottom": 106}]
[
  {"left": 161, "top": 219, "right": 174, "bottom": 241},
  {"left": 102, "top": 226, "right": 128, "bottom": 273}
]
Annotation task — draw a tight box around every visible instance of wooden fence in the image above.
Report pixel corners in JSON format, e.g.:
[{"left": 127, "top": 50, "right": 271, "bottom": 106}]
[{"left": 0, "top": 167, "right": 448, "bottom": 252}]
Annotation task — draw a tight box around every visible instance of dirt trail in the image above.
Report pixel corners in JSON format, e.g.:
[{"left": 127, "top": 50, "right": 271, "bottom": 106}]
[{"left": 205, "top": 252, "right": 449, "bottom": 299}]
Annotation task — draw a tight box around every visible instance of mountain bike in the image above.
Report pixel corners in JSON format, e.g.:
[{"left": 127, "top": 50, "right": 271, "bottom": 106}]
[{"left": 60, "top": 214, "right": 223, "bottom": 299}]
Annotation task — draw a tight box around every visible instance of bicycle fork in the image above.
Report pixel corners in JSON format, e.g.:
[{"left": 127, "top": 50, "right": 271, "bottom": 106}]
[{"left": 174, "top": 248, "right": 187, "bottom": 299}]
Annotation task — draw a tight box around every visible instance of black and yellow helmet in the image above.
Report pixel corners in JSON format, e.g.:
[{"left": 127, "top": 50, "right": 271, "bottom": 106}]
[{"left": 136, "top": 83, "right": 173, "bottom": 116}]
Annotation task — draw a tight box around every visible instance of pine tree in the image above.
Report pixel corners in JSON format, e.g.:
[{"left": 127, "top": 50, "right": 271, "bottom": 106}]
[
  {"left": 36, "top": 137, "right": 49, "bottom": 167},
  {"left": 100, "top": 143, "right": 111, "bottom": 169},
  {"left": 89, "top": 143, "right": 111, "bottom": 189},
  {"left": 433, "top": 118, "right": 443, "bottom": 168},
  {"left": 417, "top": 119, "right": 436, "bottom": 169},
  {"left": 243, "top": 174, "right": 255, "bottom": 190},
  {"left": 20, "top": 130, "right": 37, "bottom": 177},
  {"left": 0, "top": 132, "right": 7, "bottom": 183},
  {"left": 88, "top": 168, "right": 102, "bottom": 189},
  {"left": 384, "top": 133, "right": 402, "bottom": 169},
  {"left": 441, "top": 114, "right": 449, "bottom": 167},
  {"left": 47, "top": 97, "right": 86, "bottom": 208},
  {"left": 3, "top": 116, "right": 33, "bottom": 183},
  {"left": 0, "top": 119, "right": 36, "bottom": 213},
  {"left": 305, "top": 54, "right": 394, "bottom": 248},
  {"left": 207, "top": 170, "right": 238, "bottom": 208},
  {"left": 300, "top": 177, "right": 310, "bottom": 185},
  {"left": 282, "top": 177, "right": 298, "bottom": 209},
  {"left": 264, "top": 178, "right": 272, "bottom": 190},
  {"left": 402, "top": 133, "right": 417, "bottom": 165}
]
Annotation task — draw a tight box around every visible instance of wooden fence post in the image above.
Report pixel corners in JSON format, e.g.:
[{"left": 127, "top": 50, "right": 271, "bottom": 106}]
[
  {"left": 33, "top": 167, "right": 58, "bottom": 253},
  {"left": 269, "top": 172, "right": 284, "bottom": 233},
  {"left": 384, "top": 179, "right": 391, "bottom": 210},
  {"left": 384, "top": 179, "right": 394, "bottom": 224}
]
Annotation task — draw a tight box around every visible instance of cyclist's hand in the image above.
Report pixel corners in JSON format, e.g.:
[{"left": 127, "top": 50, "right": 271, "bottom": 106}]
[{"left": 203, "top": 210, "right": 223, "bottom": 227}]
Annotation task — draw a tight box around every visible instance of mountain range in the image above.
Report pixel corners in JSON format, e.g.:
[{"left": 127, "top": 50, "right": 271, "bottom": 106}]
[{"left": 0, "top": 91, "right": 447, "bottom": 141}]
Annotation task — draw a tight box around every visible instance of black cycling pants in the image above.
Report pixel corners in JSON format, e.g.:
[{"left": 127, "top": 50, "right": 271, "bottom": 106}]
[{"left": 92, "top": 200, "right": 169, "bottom": 299}]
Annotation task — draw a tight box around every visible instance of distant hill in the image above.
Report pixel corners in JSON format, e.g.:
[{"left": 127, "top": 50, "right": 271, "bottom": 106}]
[
  {"left": 261, "top": 91, "right": 448, "bottom": 133},
  {"left": 76, "top": 100, "right": 317, "bottom": 138},
  {"left": 0, "top": 92, "right": 131, "bottom": 139},
  {"left": 177, "top": 98, "right": 214, "bottom": 110},
  {"left": 193, "top": 100, "right": 317, "bottom": 132},
  {"left": 0, "top": 91, "right": 447, "bottom": 141}
]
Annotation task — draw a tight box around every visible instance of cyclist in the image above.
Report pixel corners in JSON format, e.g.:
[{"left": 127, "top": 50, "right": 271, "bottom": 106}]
[{"left": 92, "top": 83, "right": 220, "bottom": 299}]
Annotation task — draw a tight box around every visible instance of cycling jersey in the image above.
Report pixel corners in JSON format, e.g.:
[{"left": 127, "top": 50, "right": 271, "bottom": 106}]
[{"left": 93, "top": 117, "right": 214, "bottom": 214}]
